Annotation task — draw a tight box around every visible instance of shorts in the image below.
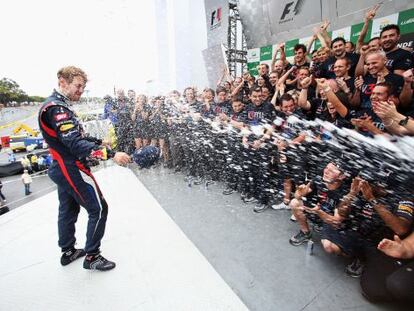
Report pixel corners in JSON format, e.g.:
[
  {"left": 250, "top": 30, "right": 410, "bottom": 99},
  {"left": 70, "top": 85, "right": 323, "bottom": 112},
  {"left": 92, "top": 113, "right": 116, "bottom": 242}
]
[{"left": 321, "top": 224, "right": 367, "bottom": 257}]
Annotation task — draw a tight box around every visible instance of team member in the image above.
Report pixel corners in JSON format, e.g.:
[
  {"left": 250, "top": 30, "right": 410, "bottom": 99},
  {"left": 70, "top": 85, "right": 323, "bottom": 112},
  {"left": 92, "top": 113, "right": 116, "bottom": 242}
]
[
  {"left": 380, "top": 24, "right": 413, "bottom": 76},
  {"left": 38, "top": 66, "right": 131, "bottom": 271}
]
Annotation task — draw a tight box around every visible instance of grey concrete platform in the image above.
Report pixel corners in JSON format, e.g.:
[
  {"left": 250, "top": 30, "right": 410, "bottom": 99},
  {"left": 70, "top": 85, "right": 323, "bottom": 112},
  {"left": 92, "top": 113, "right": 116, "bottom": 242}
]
[
  {"left": 133, "top": 165, "right": 411, "bottom": 311},
  {"left": 0, "top": 165, "right": 248, "bottom": 311}
]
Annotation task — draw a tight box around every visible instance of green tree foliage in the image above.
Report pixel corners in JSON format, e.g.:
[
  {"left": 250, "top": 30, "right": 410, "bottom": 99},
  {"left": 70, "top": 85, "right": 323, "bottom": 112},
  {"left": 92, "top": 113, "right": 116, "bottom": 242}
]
[
  {"left": 0, "top": 77, "right": 27, "bottom": 104},
  {"left": 28, "top": 95, "right": 46, "bottom": 102}
]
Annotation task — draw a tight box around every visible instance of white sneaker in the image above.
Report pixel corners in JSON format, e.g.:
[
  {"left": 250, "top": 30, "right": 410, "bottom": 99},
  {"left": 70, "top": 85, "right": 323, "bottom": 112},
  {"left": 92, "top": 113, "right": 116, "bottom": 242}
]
[
  {"left": 271, "top": 202, "right": 290, "bottom": 210},
  {"left": 290, "top": 214, "right": 297, "bottom": 222}
]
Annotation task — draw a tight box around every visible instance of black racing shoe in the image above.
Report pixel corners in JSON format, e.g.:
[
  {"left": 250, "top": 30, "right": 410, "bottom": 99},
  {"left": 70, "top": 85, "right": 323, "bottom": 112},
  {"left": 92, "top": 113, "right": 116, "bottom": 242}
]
[
  {"left": 289, "top": 230, "right": 312, "bottom": 246},
  {"left": 83, "top": 254, "right": 116, "bottom": 271},
  {"left": 60, "top": 248, "right": 86, "bottom": 266}
]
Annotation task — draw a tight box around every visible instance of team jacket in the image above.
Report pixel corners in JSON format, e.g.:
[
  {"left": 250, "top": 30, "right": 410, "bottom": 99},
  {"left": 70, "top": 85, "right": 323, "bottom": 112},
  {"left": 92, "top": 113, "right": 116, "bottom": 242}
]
[{"left": 38, "top": 90, "right": 101, "bottom": 164}]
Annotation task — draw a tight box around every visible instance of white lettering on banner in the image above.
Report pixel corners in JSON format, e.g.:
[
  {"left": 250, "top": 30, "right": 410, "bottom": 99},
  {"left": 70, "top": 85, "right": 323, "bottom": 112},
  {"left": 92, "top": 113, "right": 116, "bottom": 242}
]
[{"left": 401, "top": 18, "right": 414, "bottom": 26}]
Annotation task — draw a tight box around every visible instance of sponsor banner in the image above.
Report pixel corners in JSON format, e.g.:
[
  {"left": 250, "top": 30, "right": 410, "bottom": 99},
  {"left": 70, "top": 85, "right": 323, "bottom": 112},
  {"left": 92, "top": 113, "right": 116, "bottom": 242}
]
[
  {"left": 332, "top": 26, "right": 351, "bottom": 41},
  {"left": 247, "top": 8, "right": 414, "bottom": 72},
  {"left": 247, "top": 61, "right": 260, "bottom": 76},
  {"left": 260, "top": 45, "right": 273, "bottom": 61},
  {"left": 399, "top": 32, "right": 414, "bottom": 50},
  {"left": 371, "top": 13, "right": 399, "bottom": 38},
  {"left": 285, "top": 39, "right": 299, "bottom": 58},
  {"left": 350, "top": 21, "right": 372, "bottom": 44},
  {"left": 398, "top": 8, "right": 414, "bottom": 35},
  {"left": 247, "top": 48, "right": 260, "bottom": 62}
]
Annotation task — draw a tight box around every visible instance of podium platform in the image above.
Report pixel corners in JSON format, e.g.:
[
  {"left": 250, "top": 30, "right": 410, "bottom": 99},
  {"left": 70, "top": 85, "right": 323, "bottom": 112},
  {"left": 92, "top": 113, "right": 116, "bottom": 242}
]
[{"left": 0, "top": 165, "right": 248, "bottom": 311}]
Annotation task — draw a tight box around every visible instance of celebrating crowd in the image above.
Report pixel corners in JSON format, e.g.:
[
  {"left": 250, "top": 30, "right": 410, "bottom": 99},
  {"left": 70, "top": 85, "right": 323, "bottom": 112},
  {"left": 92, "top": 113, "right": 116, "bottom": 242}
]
[{"left": 102, "top": 6, "right": 414, "bottom": 304}]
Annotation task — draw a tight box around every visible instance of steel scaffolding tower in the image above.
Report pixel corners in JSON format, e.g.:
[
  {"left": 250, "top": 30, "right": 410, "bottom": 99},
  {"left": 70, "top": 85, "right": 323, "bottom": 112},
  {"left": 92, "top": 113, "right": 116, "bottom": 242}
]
[{"left": 226, "top": 0, "right": 247, "bottom": 78}]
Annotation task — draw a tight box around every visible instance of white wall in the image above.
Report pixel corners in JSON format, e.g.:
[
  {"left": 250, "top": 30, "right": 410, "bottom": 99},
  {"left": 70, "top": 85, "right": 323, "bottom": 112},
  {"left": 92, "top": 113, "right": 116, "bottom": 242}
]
[{"left": 154, "top": 0, "right": 208, "bottom": 95}]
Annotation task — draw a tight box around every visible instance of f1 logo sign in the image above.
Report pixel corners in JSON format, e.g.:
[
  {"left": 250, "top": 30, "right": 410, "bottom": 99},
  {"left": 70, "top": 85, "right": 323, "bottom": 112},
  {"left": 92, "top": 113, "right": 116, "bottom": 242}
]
[
  {"left": 280, "top": 0, "right": 304, "bottom": 23},
  {"left": 210, "top": 7, "right": 222, "bottom": 30}
]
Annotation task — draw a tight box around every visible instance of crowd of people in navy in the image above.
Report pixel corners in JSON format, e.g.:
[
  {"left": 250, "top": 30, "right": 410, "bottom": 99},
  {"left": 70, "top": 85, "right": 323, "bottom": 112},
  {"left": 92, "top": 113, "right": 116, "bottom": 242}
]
[{"left": 102, "top": 6, "right": 414, "bottom": 303}]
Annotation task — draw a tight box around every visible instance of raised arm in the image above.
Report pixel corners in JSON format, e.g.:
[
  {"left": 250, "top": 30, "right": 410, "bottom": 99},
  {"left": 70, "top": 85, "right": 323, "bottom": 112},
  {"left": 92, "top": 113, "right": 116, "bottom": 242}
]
[
  {"left": 306, "top": 35, "right": 317, "bottom": 58},
  {"left": 373, "top": 100, "right": 414, "bottom": 135},
  {"left": 316, "top": 78, "right": 348, "bottom": 117},
  {"left": 298, "top": 76, "right": 312, "bottom": 110},
  {"left": 360, "top": 180, "right": 412, "bottom": 236},
  {"left": 279, "top": 43, "right": 287, "bottom": 66},
  {"left": 318, "top": 20, "right": 331, "bottom": 48},
  {"left": 399, "top": 69, "right": 414, "bottom": 108},
  {"left": 230, "top": 78, "right": 244, "bottom": 97},
  {"left": 355, "top": 46, "right": 368, "bottom": 77},
  {"left": 278, "top": 66, "right": 295, "bottom": 86},
  {"left": 271, "top": 43, "right": 280, "bottom": 72},
  {"left": 356, "top": 4, "right": 380, "bottom": 52}
]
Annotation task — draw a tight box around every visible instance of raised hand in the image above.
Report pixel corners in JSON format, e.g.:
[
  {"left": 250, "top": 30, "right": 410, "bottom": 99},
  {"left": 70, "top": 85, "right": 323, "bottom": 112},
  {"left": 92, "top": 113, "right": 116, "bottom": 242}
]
[
  {"left": 300, "top": 76, "right": 312, "bottom": 89},
  {"left": 351, "top": 114, "right": 373, "bottom": 128},
  {"left": 354, "top": 76, "right": 364, "bottom": 90},
  {"left": 372, "top": 100, "right": 398, "bottom": 120},
  {"left": 316, "top": 78, "right": 328, "bottom": 90},
  {"left": 349, "top": 177, "right": 362, "bottom": 195},
  {"left": 320, "top": 20, "right": 330, "bottom": 31},
  {"left": 377, "top": 72, "right": 386, "bottom": 84},
  {"left": 336, "top": 77, "right": 350, "bottom": 93},
  {"left": 295, "top": 181, "right": 312, "bottom": 199},
  {"left": 365, "top": 4, "right": 380, "bottom": 21},
  {"left": 360, "top": 44, "right": 370, "bottom": 56},
  {"left": 360, "top": 179, "right": 375, "bottom": 201},
  {"left": 403, "top": 68, "right": 413, "bottom": 84}
]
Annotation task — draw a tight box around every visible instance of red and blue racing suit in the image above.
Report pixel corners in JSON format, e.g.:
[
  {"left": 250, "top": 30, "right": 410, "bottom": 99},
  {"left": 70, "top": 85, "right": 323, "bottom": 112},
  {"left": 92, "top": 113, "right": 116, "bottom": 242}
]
[{"left": 38, "top": 90, "right": 112, "bottom": 255}]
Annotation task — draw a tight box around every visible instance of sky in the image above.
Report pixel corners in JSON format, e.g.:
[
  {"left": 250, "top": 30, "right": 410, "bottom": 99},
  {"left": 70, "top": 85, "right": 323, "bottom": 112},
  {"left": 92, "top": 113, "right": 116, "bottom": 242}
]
[{"left": 0, "top": 0, "right": 158, "bottom": 97}]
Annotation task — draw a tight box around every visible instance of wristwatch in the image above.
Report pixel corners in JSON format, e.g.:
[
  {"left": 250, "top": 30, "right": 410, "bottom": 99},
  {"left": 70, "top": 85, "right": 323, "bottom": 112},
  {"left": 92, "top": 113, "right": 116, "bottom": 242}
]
[{"left": 398, "top": 116, "right": 409, "bottom": 126}]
